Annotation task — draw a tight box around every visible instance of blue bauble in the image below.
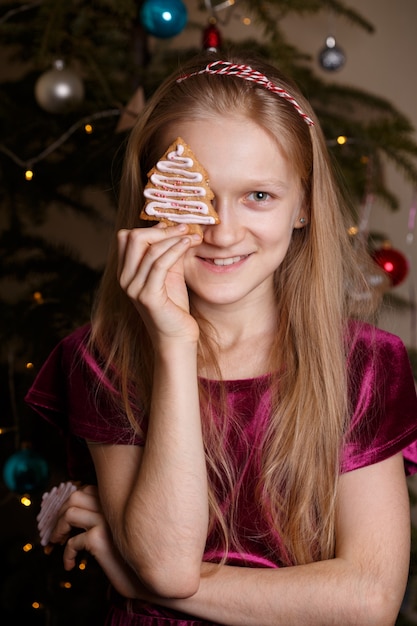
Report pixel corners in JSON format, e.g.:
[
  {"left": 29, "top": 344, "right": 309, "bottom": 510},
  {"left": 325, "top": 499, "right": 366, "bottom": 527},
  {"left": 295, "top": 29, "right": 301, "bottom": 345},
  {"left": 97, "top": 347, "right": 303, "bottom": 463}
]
[
  {"left": 140, "top": 0, "right": 187, "bottom": 39},
  {"left": 3, "top": 449, "right": 49, "bottom": 493}
]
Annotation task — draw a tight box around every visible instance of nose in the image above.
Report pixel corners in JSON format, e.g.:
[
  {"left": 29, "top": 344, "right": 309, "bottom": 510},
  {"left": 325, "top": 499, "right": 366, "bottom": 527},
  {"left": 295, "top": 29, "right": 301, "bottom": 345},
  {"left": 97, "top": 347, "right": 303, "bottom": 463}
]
[{"left": 202, "top": 199, "right": 244, "bottom": 248}]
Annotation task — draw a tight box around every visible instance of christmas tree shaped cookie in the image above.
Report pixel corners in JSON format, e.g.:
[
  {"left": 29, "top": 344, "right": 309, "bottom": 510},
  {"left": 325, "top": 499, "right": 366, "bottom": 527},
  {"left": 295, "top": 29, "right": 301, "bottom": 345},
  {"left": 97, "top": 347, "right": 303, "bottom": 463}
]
[{"left": 141, "top": 137, "right": 220, "bottom": 236}]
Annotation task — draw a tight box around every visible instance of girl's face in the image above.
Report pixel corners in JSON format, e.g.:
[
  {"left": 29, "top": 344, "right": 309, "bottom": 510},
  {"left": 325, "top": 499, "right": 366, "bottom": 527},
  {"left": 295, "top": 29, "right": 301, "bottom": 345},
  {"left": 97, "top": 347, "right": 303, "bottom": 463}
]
[{"left": 164, "top": 115, "right": 307, "bottom": 311}]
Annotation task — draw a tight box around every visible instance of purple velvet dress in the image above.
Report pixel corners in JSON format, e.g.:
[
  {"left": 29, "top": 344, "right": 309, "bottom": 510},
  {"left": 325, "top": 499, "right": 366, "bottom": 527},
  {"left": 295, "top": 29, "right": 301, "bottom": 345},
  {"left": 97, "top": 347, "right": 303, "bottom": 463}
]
[{"left": 25, "top": 322, "right": 417, "bottom": 626}]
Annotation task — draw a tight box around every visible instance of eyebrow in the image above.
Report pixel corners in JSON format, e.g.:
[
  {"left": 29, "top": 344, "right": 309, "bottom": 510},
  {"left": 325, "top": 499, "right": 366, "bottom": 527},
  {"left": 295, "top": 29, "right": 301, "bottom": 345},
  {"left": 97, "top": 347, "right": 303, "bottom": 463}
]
[{"left": 244, "top": 179, "right": 291, "bottom": 190}]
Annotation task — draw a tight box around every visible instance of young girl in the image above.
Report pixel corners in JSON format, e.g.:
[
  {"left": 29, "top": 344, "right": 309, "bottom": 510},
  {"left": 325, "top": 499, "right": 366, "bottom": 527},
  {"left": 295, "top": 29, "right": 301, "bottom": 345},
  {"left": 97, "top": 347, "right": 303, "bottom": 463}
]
[{"left": 26, "top": 52, "right": 417, "bottom": 625}]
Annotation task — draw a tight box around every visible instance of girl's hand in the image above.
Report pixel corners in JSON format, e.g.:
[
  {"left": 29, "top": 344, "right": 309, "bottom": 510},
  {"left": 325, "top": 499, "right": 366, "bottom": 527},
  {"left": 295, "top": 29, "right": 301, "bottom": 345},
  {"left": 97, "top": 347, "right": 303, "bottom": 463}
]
[
  {"left": 117, "top": 224, "right": 202, "bottom": 345},
  {"left": 48, "top": 485, "right": 144, "bottom": 599}
]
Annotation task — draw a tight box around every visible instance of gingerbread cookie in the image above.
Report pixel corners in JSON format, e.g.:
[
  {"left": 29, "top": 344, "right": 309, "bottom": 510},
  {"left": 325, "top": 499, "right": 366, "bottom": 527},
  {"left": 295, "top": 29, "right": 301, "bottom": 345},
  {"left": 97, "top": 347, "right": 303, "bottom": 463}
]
[
  {"left": 37, "top": 481, "right": 77, "bottom": 546},
  {"left": 141, "top": 137, "right": 219, "bottom": 236}
]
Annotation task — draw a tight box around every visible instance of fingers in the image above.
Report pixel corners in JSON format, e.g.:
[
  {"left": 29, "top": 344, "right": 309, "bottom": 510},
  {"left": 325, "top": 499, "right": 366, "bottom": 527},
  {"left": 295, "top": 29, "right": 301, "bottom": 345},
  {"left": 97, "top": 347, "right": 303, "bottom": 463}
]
[
  {"left": 62, "top": 521, "right": 110, "bottom": 571},
  {"left": 62, "top": 527, "right": 142, "bottom": 600},
  {"left": 48, "top": 488, "right": 103, "bottom": 545},
  {"left": 79, "top": 484, "right": 99, "bottom": 499},
  {"left": 117, "top": 224, "right": 179, "bottom": 282},
  {"left": 117, "top": 224, "right": 202, "bottom": 343},
  {"left": 117, "top": 224, "right": 201, "bottom": 298},
  {"left": 40, "top": 484, "right": 113, "bottom": 573}
]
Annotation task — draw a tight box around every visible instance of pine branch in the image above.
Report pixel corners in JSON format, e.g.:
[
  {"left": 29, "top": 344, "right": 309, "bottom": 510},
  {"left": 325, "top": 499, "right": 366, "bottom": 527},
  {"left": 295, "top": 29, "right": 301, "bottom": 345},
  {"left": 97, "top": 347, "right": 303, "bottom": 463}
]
[
  {"left": 237, "top": 0, "right": 375, "bottom": 37},
  {"left": 0, "top": 0, "right": 416, "bottom": 340}
]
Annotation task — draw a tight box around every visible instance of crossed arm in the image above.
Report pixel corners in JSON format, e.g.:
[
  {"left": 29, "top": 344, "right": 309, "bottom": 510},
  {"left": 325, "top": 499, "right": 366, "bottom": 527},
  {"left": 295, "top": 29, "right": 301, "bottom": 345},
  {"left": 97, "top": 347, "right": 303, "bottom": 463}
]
[
  {"left": 49, "top": 224, "right": 412, "bottom": 624},
  {"left": 53, "top": 445, "right": 410, "bottom": 626}
]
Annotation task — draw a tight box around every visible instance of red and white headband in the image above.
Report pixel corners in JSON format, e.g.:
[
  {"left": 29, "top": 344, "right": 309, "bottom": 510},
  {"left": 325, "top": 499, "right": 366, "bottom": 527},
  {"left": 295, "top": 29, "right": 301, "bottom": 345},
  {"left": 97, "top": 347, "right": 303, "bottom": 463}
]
[{"left": 176, "top": 60, "right": 314, "bottom": 127}]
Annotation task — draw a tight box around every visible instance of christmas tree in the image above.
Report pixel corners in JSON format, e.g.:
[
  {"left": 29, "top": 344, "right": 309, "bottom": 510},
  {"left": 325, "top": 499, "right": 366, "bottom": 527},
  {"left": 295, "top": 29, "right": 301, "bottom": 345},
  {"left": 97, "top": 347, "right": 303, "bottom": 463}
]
[{"left": 0, "top": 1, "right": 416, "bottom": 623}]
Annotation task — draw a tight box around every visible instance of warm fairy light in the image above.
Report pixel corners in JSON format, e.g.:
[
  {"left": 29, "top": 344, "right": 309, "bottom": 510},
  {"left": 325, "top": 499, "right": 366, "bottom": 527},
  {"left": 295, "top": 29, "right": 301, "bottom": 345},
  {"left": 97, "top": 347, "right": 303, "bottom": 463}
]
[
  {"left": 0, "top": 426, "right": 17, "bottom": 434},
  {"left": 84, "top": 123, "right": 93, "bottom": 134},
  {"left": 60, "top": 581, "right": 72, "bottom": 589},
  {"left": 32, "top": 601, "right": 42, "bottom": 610},
  {"left": 25, "top": 169, "right": 34, "bottom": 180},
  {"left": 33, "top": 291, "right": 44, "bottom": 303},
  {"left": 348, "top": 226, "right": 358, "bottom": 236},
  {"left": 26, "top": 362, "right": 35, "bottom": 369},
  {"left": 78, "top": 558, "right": 87, "bottom": 570},
  {"left": 23, "top": 542, "right": 33, "bottom": 552},
  {"left": 20, "top": 494, "right": 32, "bottom": 507},
  {"left": 242, "top": 17, "right": 251, "bottom": 25},
  {"left": 337, "top": 135, "right": 347, "bottom": 145}
]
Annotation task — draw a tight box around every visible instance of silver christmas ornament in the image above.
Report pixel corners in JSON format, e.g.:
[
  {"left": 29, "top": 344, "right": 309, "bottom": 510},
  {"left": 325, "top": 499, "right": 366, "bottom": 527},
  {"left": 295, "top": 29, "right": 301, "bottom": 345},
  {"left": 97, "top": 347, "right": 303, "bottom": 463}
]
[
  {"left": 35, "top": 59, "right": 84, "bottom": 114},
  {"left": 318, "top": 36, "right": 346, "bottom": 71}
]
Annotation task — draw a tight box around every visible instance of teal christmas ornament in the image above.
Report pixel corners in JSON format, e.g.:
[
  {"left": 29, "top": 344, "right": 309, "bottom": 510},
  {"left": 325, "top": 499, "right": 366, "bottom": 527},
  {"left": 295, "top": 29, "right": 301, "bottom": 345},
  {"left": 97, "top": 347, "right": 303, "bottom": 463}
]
[
  {"left": 140, "top": 0, "right": 187, "bottom": 39},
  {"left": 3, "top": 448, "right": 49, "bottom": 493}
]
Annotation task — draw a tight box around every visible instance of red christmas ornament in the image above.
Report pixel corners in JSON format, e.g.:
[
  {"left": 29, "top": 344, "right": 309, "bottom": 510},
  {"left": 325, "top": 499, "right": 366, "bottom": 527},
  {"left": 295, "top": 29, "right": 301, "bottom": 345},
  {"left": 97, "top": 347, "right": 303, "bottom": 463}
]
[
  {"left": 202, "top": 21, "right": 222, "bottom": 50},
  {"left": 372, "top": 246, "right": 409, "bottom": 287}
]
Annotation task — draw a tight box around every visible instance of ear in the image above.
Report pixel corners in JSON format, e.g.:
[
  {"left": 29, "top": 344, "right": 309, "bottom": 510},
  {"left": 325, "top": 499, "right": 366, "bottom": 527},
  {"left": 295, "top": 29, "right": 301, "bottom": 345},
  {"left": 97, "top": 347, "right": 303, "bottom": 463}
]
[{"left": 293, "top": 210, "right": 308, "bottom": 229}]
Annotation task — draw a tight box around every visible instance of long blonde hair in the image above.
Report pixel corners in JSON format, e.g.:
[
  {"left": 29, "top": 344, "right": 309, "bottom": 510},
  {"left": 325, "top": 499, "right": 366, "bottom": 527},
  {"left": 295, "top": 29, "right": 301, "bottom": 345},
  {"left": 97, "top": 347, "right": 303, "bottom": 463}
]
[{"left": 89, "top": 51, "right": 380, "bottom": 566}]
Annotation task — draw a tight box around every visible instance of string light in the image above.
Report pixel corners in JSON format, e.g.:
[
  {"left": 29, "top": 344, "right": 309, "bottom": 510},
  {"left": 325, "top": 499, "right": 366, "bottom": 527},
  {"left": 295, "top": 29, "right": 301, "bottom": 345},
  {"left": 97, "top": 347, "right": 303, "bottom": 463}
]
[
  {"left": 326, "top": 136, "right": 350, "bottom": 147},
  {"left": 0, "top": 425, "right": 17, "bottom": 434},
  {"left": 60, "top": 581, "right": 72, "bottom": 589},
  {"left": 0, "top": 108, "right": 120, "bottom": 173},
  {"left": 0, "top": 0, "right": 41, "bottom": 25},
  {"left": 20, "top": 494, "right": 32, "bottom": 507},
  {"left": 32, "top": 291, "right": 44, "bottom": 303},
  {"left": 32, "top": 601, "right": 43, "bottom": 610},
  {"left": 0, "top": 96, "right": 362, "bottom": 180}
]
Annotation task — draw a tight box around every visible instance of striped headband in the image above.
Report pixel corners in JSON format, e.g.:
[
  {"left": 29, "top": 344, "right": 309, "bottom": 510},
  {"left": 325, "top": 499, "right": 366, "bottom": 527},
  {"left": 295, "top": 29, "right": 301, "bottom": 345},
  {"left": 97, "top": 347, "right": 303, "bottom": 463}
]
[{"left": 176, "top": 60, "right": 314, "bottom": 127}]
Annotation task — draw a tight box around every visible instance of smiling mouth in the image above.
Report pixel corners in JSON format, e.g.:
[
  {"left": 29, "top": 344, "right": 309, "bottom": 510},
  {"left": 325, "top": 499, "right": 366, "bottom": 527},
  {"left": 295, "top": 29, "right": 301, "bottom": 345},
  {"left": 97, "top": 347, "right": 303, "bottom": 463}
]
[{"left": 205, "top": 256, "right": 247, "bottom": 266}]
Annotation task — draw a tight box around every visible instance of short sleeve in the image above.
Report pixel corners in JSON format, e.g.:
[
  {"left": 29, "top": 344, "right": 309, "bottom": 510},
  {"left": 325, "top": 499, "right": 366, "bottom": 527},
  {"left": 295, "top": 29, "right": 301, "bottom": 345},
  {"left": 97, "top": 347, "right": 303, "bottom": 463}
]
[
  {"left": 341, "top": 323, "right": 417, "bottom": 475},
  {"left": 24, "top": 325, "right": 144, "bottom": 479}
]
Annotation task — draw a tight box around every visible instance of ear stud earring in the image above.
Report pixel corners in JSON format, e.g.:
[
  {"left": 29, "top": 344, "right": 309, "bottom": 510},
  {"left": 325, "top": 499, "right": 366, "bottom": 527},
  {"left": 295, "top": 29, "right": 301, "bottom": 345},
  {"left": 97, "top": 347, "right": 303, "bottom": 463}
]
[{"left": 299, "top": 217, "right": 306, "bottom": 224}]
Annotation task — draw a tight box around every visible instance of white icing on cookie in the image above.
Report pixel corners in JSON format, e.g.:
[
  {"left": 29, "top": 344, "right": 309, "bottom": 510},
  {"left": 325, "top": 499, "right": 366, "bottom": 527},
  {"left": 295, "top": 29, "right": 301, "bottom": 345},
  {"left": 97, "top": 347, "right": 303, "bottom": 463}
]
[{"left": 143, "top": 142, "right": 217, "bottom": 225}]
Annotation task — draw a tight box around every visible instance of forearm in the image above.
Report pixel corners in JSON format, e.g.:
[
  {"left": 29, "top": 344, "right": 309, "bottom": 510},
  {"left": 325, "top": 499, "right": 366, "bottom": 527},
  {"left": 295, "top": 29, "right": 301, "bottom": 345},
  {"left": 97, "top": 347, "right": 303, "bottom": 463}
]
[
  {"left": 121, "top": 341, "right": 209, "bottom": 595},
  {"left": 153, "top": 559, "right": 402, "bottom": 626},
  {"left": 136, "top": 454, "right": 409, "bottom": 622}
]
